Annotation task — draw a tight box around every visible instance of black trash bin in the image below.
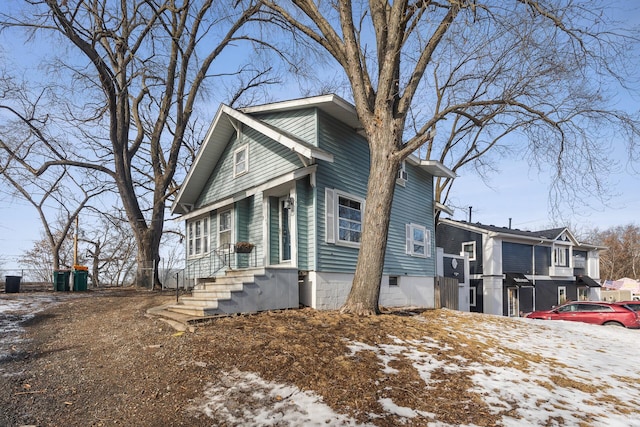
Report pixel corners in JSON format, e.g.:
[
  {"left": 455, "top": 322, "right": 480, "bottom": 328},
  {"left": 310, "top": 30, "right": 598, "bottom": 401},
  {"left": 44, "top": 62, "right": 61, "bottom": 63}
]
[
  {"left": 5, "top": 276, "right": 21, "bottom": 293},
  {"left": 53, "top": 270, "right": 71, "bottom": 292}
]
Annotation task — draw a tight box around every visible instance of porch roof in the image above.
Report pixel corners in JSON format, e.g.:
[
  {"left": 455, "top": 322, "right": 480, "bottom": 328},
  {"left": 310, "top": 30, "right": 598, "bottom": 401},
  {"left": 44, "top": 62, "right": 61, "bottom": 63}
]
[
  {"left": 504, "top": 272, "right": 535, "bottom": 287},
  {"left": 576, "top": 275, "right": 601, "bottom": 287}
]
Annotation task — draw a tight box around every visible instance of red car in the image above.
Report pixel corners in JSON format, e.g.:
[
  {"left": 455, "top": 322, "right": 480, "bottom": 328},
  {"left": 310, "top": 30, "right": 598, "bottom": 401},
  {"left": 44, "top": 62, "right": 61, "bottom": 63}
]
[
  {"left": 525, "top": 301, "right": 640, "bottom": 328},
  {"left": 614, "top": 301, "right": 640, "bottom": 313}
]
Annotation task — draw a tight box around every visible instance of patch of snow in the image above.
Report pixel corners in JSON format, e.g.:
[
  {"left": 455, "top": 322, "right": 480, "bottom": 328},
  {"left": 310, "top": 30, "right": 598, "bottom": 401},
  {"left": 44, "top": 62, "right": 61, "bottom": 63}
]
[
  {"left": 191, "top": 369, "right": 374, "bottom": 426},
  {"left": 0, "top": 294, "right": 58, "bottom": 373}
]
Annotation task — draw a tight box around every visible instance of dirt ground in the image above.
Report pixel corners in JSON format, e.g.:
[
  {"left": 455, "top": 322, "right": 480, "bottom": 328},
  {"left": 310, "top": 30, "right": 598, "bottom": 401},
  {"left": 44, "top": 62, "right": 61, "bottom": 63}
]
[{"left": 0, "top": 288, "right": 538, "bottom": 426}]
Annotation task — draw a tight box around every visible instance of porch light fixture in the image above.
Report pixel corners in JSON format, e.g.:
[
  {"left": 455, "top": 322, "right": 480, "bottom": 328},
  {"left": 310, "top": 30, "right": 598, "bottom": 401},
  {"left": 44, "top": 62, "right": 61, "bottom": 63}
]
[{"left": 284, "top": 197, "right": 295, "bottom": 210}]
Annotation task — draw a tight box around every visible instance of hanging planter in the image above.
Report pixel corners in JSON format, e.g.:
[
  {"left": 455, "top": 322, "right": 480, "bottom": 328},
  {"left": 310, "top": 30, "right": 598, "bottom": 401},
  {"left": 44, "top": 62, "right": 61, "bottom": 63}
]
[{"left": 234, "top": 242, "right": 255, "bottom": 253}]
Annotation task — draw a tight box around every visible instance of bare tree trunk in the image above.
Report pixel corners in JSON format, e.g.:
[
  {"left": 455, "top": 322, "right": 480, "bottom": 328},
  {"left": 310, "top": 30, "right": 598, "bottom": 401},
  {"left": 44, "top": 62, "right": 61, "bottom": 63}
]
[{"left": 341, "top": 135, "right": 400, "bottom": 315}]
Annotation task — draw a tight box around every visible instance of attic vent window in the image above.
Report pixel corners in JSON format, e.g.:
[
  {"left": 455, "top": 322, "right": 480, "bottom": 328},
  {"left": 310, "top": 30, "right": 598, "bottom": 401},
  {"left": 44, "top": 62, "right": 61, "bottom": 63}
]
[{"left": 234, "top": 145, "right": 249, "bottom": 177}]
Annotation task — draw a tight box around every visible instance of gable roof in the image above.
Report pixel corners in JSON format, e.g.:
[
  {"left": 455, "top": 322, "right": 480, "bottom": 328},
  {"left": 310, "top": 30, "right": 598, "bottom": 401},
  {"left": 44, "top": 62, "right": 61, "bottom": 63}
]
[
  {"left": 172, "top": 94, "right": 456, "bottom": 215},
  {"left": 438, "top": 218, "right": 599, "bottom": 248},
  {"left": 172, "top": 103, "right": 334, "bottom": 215},
  {"left": 241, "top": 94, "right": 362, "bottom": 131},
  {"left": 242, "top": 94, "right": 456, "bottom": 179}
]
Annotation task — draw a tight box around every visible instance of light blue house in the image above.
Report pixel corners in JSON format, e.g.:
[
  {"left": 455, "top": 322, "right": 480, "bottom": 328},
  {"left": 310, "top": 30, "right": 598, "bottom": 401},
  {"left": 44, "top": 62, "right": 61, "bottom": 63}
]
[{"left": 169, "top": 94, "right": 455, "bottom": 316}]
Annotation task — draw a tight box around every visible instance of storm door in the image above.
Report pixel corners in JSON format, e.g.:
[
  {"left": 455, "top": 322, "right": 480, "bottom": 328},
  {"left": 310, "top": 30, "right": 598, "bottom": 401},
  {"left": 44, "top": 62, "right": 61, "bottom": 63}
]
[{"left": 279, "top": 197, "right": 292, "bottom": 263}]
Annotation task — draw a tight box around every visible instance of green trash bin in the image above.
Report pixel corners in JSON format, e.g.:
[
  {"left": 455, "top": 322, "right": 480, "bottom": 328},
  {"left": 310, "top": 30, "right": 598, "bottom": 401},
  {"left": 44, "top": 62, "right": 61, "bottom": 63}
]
[
  {"left": 73, "top": 269, "right": 88, "bottom": 291},
  {"left": 53, "top": 270, "right": 71, "bottom": 291}
]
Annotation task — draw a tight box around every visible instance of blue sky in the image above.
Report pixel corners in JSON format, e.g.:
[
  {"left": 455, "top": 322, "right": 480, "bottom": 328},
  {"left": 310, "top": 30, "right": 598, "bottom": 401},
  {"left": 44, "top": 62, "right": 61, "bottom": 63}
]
[
  {"left": 1, "top": 2, "right": 640, "bottom": 273},
  {"left": 444, "top": 155, "right": 640, "bottom": 234}
]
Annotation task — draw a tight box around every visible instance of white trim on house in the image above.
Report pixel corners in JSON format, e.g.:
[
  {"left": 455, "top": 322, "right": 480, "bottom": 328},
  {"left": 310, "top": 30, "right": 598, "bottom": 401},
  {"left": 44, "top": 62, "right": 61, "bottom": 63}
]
[{"left": 177, "top": 165, "right": 318, "bottom": 222}]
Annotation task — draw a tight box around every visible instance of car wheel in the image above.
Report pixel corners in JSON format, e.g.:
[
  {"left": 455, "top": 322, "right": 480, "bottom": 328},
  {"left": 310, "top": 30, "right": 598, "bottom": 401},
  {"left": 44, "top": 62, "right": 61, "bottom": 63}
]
[{"left": 603, "top": 321, "right": 624, "bottom": 327}]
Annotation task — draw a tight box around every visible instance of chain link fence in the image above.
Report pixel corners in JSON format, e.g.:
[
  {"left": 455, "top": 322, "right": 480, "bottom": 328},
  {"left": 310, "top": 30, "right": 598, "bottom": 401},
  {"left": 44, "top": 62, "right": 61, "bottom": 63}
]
[{"left": 1, "top": 264, "right": 194, "bottom": 292}]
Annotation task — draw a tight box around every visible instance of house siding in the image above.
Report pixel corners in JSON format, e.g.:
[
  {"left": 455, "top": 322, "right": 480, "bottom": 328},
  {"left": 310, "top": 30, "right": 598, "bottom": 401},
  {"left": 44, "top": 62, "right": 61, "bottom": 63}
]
[
  {"left": 296, "top": 177, "right": 315, "bottom": 271},
  {"left": 197, "top": 127, "right": 304, "bottom": 208},
  {"left": 384, "top": 164, "right": 436, "bottom": 276},
  {"left": 436, "top": 224, "right": 483, "bottom": 276},
  {"left": 315, "top": 111, "right": 370, "bottom": 273},
  {"left": 314, "top": 110, "right": 438, "bottom": 276},
  {"left": 254, "top": 108, "right": 319, "bottom": 146},
  {"left": 234, "top": 195, "right": 263, "bottom": 268}
]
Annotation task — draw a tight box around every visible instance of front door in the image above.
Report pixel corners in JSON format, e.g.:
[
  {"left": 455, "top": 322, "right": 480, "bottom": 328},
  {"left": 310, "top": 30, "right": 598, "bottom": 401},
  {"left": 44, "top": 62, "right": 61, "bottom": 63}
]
[{"left": 279, "top": 197, "right": 291, "bottom": 263}]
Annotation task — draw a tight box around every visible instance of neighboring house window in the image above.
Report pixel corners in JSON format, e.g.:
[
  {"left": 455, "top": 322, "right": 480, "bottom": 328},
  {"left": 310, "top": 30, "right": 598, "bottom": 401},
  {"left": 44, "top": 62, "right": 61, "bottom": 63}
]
[
  {"left": 187, "top": 217, "right": 209, "bottom": 257},
  {"left": 558, "top": 286, "right": 567, "bottom": 305},
  {"left": 396, "top": 160, "right": 408, "bottom": 186},
  {"left": 406, "top": 223, "right": 430, "bottom": 258},
  {"left": 578, "top": 287, "right": 588, "bottom": 301},
  {"left": 462, "top": 241, "right": 476, "bottom": 261},
  {"left": 554, "top": 246, "right": 568, "bottom": 267},
  {"left": 234, "top": 145, "right": 249, "bottom": 177},
  {"left": 218, "top": 209, "right": 232, "bottom": 249},
  {"left": 325, "top": 188, "right": 364, "bottom": 247},
  {"left": 507, "top": 288, "right": 519, "bottom": 317},
  {"left": 469, "top": 286, "right": 477, "bottom": 307}
]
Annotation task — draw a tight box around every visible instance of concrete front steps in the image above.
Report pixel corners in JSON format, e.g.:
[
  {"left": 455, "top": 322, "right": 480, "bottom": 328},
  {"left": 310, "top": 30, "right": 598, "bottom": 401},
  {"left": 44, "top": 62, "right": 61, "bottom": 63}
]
[{"left": 166, "top": 267, "right": 298, "bottom": 317}]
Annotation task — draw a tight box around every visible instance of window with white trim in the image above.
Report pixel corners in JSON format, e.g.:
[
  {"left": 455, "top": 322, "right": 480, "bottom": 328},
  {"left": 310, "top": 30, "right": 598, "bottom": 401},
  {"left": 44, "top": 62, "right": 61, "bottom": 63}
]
[
  {"left": 469, "top": 286, "right": 477, "bottom": 307},
  {"left": 406, "top": 223, "right": 431, "bottom": 258},
  {"left": 325, "top": 188, "right": 364, "bottom": 247},
  {"left": 578, "top": 287, "right": 588, "bottom": 301},
  {"left": 234, "top": 145, "right": 249, "bottom": 177},
  {"left": 218, "top": 209, "right": 232, "bottom": 249},
  {"left": 462, "top": 241, "right": 476, "bottom": 261},
  {"left": 554, "top": 246, "right": 568, "bottom": 266},
  {"left": 558, "top": 286, "right": 567, "bottom": 305},
  {"left": 187, "top": 216, "right": 209, "bottom": 257}
]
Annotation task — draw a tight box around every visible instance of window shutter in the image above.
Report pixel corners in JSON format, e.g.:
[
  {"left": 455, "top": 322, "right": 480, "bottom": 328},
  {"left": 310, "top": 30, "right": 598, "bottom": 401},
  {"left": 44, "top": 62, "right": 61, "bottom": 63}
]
[
  {"left": 325, "top": 188, "right": 335, "bottom": 243},
  {"left": 406, "top": 224, "right": 412, "bottom": 254}
]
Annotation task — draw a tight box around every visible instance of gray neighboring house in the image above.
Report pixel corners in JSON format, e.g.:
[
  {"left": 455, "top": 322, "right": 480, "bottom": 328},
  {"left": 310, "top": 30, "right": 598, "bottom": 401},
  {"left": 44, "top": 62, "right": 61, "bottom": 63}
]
[
  {"left": 436, "top": 219, "right": 603, "bottom": 317},
  {"left": 169, "top": 94, "right": 455, "bottom": 316}
]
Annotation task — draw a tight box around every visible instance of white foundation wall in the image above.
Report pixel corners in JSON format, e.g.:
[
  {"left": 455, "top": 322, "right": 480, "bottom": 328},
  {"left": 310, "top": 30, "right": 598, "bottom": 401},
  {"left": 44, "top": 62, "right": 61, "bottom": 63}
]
[{"left": 303, "top": 271, "right": 436, "bottom": 310}]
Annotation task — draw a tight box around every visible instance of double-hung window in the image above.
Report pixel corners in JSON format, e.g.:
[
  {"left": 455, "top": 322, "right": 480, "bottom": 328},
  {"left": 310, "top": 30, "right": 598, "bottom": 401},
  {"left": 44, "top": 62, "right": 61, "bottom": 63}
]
[
  {"left": 554, "top": 246, "right": 568, "bottom": 267},
  {"left": 187, "top": 217, "right": 209, "bottom": 257},
  {"left": 406, "top": 223, "right": 430, "bottom": 257},
  {"left": 218, "top": 209, "right": 232, "bottom": 249},
  {"left": 325, "top": 189, "right": 364, "bottom": 247},
  {"left": 234, "top": 145, "right": 249, "bottom": 177}
]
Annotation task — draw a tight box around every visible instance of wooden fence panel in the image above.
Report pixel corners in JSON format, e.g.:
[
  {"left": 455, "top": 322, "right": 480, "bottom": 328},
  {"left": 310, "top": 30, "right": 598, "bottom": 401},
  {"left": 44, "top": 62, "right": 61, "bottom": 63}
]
[{"left": 436, "top": 276, "right": 459, "bottom": 310}]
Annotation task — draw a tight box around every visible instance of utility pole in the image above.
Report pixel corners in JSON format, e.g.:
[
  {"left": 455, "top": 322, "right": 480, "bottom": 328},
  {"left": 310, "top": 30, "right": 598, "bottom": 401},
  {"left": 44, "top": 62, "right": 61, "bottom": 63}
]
[{"left": 74, "top": 215, "right": 79, "bottom": 266}]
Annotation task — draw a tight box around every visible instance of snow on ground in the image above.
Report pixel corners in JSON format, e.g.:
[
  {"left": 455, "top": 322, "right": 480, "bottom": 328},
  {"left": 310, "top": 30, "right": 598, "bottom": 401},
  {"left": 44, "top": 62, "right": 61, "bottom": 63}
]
[
  {"left": 0, "top": 294, "right": 58, "bottom": 375},
  {"left": 193, "top": 313, "right": 640, "bottom": 427},
  {"left": 3, "top": 296, "right": 639, "bottom": 426}
]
